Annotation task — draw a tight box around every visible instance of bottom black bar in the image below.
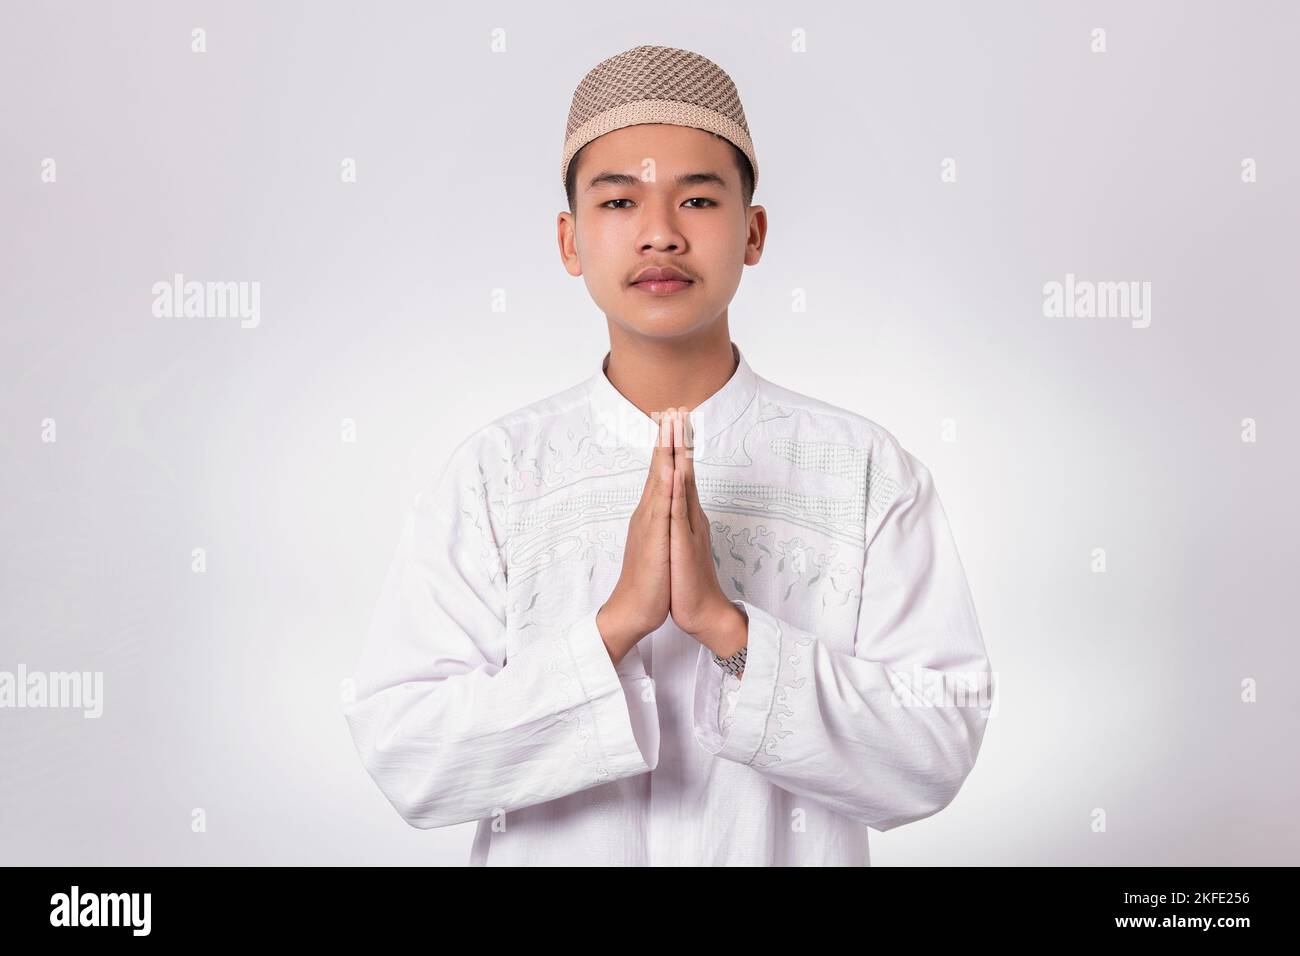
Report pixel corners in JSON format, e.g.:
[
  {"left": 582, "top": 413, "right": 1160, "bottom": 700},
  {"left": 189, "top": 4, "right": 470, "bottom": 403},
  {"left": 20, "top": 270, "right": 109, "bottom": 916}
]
[{"left": 0, "top": 865, "right": 1285, "bottom": 940}]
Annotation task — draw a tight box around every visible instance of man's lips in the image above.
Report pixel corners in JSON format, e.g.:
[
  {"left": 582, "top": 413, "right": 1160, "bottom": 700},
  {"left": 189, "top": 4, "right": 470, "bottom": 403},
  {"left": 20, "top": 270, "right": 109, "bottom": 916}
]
[
  {"left": 630, "top": 266, "right": 695, "bottom": 295},
  {"left": 630, "top": 278, "right": 694, "bottom": 295}
]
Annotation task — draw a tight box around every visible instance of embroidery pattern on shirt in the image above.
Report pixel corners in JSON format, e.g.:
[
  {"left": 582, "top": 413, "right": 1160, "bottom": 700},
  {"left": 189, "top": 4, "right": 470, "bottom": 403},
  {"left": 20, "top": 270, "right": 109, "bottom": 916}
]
[
  {"left": 768, "top": 437, "right": 903, "bottom": 526},
  {"left": 769, "top": 437, "right": 866, "bottom": 479},
  {"left": 692, "top": 399, "right": 789, "bottom": 467},
  {"left": 506, "top": 477, "right": 868, "bottom": 573},
  {"left": 502, "top": 404, "right": 879, "bottom": 556},
  {"left": 865, "top": 458, "right": 905, "bottom": 525},
  {"left": 457, "top": 428, "right": 626, "bottom": 787},
  {"left": 439, "top": 431, "right": 512, "bottom": 590},
  {"left": 509, "top": 408, "right": 648, "bottom": 494},
  {"left": 710, "top": 522, "right": 862, "bottom": 615},
  {"left": 751, "top": 627, "right": 815, "bottom": 769},
  {"left": 719, "top": 673, "right": 741, "bottom": 733},
  {"left": 542, "top": 632, "right": 621, "bottom": 784},
  {"left": 739, "top": 444, "right": 906, "bottom": 768},
  {"left": 697, "top": 478, "right": 864, "bottom": 546}
]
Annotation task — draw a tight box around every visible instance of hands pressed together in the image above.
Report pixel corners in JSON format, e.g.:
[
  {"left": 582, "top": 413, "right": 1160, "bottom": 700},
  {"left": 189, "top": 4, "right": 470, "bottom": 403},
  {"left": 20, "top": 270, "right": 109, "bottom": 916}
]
[{"left": 596, "top": 408, "right": 749, "bottom": 672}]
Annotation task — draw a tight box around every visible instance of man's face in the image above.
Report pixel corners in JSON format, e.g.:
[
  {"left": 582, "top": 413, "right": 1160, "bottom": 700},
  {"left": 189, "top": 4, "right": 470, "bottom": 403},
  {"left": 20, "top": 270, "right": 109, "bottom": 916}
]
[{"left": 558, "top": 123, "right": 765, "bottom": 341}]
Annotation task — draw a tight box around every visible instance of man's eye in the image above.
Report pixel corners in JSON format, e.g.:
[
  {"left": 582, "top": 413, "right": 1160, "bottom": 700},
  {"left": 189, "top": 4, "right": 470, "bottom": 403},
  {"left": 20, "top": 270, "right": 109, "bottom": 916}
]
[{"left": 599, "top": 198, "right": 718, "bottom": 209}]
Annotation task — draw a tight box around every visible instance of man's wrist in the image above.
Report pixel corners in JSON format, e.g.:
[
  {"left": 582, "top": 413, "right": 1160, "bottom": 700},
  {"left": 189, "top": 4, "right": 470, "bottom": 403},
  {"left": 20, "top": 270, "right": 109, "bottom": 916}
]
[
  {"left": 595, "top": 600, "right": 643, "bottom": 665},
  {"left": 700, "top": 601, "right": 748, "bottom": 661}
]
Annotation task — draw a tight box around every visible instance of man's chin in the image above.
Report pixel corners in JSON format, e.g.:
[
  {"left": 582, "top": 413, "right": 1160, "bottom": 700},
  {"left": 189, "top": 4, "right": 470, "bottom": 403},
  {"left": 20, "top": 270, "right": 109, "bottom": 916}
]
[{"left": 611, "top": 311, "right": 713, "bottom": 340}]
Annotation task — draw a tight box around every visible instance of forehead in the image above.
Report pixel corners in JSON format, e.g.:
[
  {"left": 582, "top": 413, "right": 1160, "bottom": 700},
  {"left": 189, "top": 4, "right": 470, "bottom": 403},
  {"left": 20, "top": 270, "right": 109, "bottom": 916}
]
[{"left": 579, "top": 124, "right": 734, "bottom": 178}]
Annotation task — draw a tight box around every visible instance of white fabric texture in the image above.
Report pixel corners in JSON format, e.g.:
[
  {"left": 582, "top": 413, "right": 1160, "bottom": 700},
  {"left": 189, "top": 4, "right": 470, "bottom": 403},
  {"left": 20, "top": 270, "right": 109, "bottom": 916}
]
[{"left": 343, "top": 342, "right": 993, "bottom": 865}]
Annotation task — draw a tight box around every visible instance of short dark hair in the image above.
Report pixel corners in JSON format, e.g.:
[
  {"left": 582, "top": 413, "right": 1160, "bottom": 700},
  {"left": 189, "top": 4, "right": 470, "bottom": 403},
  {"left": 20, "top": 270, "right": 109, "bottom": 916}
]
[{"left": 565, "top": 135, "right": 755, "bottom": 214}]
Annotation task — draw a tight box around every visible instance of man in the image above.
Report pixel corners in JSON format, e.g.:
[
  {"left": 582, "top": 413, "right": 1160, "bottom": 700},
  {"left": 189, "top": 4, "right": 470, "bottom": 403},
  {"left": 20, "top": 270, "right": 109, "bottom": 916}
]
[{"left": 344, "top": 44, "right": 993, "bottom": 866}]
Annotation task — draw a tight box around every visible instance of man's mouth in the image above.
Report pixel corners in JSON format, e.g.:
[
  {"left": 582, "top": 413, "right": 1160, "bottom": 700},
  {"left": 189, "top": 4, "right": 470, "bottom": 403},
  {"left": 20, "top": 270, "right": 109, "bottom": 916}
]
[
  {"left": 630, "top": 267, "right": 695, "bottom": 296},
  {"left": 631, "top": 278, "right": 694, "bottom": 295}
]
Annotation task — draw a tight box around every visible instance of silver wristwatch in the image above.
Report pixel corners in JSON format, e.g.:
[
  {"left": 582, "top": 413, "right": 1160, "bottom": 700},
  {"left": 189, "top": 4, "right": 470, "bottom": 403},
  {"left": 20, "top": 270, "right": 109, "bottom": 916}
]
[{"left": 713, "top": 645, "right": 747, "bottom": 678}]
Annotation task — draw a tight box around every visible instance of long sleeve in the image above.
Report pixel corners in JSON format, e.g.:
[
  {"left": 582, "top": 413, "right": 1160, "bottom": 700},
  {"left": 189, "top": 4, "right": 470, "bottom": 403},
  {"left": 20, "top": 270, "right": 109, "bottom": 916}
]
[
  {"left": 344, "top": 427, "right": 661, "bottom": 830},
  {"left": 692, "top": 451, "right": 992, "bottom": 832}
]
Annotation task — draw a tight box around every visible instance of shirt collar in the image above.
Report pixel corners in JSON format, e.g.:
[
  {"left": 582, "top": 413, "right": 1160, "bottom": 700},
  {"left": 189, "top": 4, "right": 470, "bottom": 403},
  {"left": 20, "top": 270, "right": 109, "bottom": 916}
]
[{"left": 586, "top": 341, "right": 760, "bottom": 449}]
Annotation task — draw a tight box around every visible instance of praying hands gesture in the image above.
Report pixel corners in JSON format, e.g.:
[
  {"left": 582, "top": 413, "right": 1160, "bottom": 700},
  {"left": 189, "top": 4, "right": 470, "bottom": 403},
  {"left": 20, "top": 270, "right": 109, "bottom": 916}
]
[{"left": 596, "top": 408, "right": 749, "bottom": 672}]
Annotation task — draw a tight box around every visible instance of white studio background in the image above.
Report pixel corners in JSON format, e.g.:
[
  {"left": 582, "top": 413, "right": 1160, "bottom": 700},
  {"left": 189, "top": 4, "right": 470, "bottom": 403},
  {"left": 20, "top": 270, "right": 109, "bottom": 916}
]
[{"left": 1, "top": 0, "right": 1297, "bottom": 865}]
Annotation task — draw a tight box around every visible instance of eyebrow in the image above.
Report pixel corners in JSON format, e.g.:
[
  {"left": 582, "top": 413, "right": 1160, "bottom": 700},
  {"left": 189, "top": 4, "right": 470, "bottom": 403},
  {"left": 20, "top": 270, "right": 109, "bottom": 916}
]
[{"left": 585, "top": 171, "right": 729, "bottom": 192}]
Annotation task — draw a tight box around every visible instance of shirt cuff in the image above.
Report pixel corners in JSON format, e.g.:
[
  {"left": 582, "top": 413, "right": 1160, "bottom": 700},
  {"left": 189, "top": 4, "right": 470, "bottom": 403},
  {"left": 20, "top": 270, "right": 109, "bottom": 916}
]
[
  {"left": 567, "top": 607, "right": 661, "bottom": 776},
  {"left": 691, "top": 599, "right": 781, "bottom": 764}
]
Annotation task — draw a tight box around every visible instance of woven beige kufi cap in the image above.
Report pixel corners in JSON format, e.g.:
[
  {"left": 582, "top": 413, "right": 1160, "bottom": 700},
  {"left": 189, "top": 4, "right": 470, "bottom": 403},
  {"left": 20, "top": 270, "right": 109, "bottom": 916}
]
[{"left": 561, "top": 44, "right": 758, "bottom": 196}]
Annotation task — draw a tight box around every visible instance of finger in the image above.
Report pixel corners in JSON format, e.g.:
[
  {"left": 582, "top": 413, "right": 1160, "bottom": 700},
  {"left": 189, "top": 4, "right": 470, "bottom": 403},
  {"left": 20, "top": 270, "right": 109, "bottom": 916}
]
[
  {"left": 648, "top": 408, "right": 676, "bottom": 516},
  {"left": 670, "top": 404, "right": 684, "bottom": 460},
  {"left": 671, "top": 453, "right": 690, "bottom": 529},
  {"left": 680, "top": 411, "right": 704, "bottom": 523},
  {"left": 661, "top": 408, "right": 679, "bottom": 484},
  {"left": 669, "top": 409, "right": 692, "bottom": 530},
  {"left": 679, "top": 409, "right": 695, "bottom": 480},
  {"left": 644, "top": 408, "right": 673, "bottom": 492},
  {"left": 676, "top": 408, "right": 696, "bottom": 535}
]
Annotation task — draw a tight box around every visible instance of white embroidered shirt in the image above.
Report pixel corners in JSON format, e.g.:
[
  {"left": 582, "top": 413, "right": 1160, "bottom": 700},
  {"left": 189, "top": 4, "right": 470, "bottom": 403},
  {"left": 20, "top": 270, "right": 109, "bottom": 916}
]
[{"left": 344, "top": 342, "right": 993, "bottom": 865}]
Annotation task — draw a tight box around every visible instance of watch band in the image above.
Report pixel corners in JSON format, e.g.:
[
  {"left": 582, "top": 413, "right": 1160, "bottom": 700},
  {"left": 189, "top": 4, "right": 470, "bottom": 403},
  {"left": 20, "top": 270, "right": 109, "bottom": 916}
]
[{"left": 713, "top": 645, "right": 747, "bottom": 678}]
